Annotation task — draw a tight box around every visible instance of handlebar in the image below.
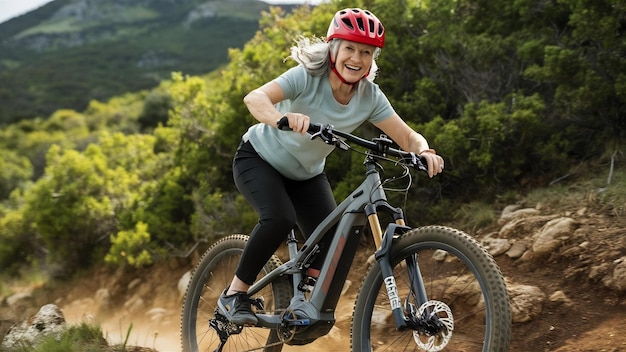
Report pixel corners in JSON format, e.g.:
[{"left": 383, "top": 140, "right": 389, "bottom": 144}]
[{"left": 277, "top": 116, "right": 428, "bottom": 173}]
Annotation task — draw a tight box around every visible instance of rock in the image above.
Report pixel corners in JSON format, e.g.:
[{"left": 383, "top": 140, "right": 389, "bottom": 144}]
[
  {"left": 500, "top": 204, "right": 522, "bottom": 217},
  {"left": 498, "top": 214, "right": 557, "bottom": 239},
  {"left": 602, "top": 257, "right": 626, "bottom": 291},
  {"left": 1, "top": 304, "right": 66, "bottom": 349},
  {"left": 588, "top": 263, "right": 611, "bottom": 281},
  {"left": 498, "top": 207, "right": 540, "bottom": 225},
  {"left": 549, "top": 291, "right": 573, "bottom": 306},
  {"left": 508, "top": 283, "right": 546, "bottom": 323},
  {"left": 531, "top": 217, "right": 577, "bottom": 258},
  {"left": 506, "top": 240, "right": 529, "bottom": 259},
  {"left": 481, "top": 237, "right": 511, "bottom": 256},
  {"left": 432, "top": 249, "right": 447, "bottom": 261}
]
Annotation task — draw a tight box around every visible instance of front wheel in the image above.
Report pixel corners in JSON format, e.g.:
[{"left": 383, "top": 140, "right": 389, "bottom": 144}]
[
  {"left": 351, "top": 226, "right": 511, "bottom": 352},
  {"left": 180, "top": 234, "right": 292, "bottom": 352}
]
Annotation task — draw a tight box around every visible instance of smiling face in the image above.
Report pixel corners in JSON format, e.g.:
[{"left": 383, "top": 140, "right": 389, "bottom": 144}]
[{"left": 332, "top": 40, "right": 376, "bottom": 84}]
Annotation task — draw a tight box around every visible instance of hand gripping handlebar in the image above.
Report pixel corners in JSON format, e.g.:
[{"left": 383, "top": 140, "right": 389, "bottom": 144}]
[{"left": 276, "top": 116, "right": 428, "bottom": 173}]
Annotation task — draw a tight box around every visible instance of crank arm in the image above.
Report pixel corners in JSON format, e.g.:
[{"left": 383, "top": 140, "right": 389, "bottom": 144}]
[{"left": 254, "top": 313, "right": 311, "bottom": 328}]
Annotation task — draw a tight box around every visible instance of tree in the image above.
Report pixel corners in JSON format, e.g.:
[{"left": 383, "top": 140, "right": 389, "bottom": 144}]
[
  {"left": 0, "top": 149, "right": 32, "bottom": 200},
  {"left": 524, "top": 0, "right": 626, "bottom": 157},
  {"left": 24, "top": 144, "right": 116, "bottom": 276}
]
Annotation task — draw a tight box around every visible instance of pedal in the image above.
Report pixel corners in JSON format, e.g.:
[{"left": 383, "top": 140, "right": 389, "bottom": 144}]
[{"left": 251, "top": 296, "right": 265, "bottom": 310}]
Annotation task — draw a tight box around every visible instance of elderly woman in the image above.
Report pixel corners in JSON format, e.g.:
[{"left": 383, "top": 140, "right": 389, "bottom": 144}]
[{"left": 218, "top": 8, "right": 445, "bottom": 325}]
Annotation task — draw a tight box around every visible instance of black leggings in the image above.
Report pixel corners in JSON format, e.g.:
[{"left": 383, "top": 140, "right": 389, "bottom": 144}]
[{"left": 233, "top": 141, "right": 337, "bottom": 285}]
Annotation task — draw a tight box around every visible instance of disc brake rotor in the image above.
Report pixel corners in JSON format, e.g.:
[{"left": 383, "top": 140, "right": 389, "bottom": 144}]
[{"left": 413, "top": 300, "right": 454, "bottom": 351}]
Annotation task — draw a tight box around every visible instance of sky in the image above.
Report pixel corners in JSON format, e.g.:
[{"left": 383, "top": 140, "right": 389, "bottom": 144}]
[
  {"left": 0, "top": 0, "right": 323, "bottom": 25},
  {"left": 0, "top": 0, "right": 53, "bottom": 24}
]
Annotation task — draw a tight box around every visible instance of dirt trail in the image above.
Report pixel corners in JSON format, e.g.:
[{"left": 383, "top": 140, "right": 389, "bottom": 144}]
[
  {"left": 56, "top": 254, "right": 361, "bottom": 351},
  {"left": 3, "top": 206, "right": 626, "bottom": 351},
  {"left": 52, "top": 239, "right": 626, "bottom": 351}
]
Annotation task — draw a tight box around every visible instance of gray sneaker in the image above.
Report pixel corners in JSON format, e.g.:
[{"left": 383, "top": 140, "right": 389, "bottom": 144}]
[{"left": 217, "top": 290, "right": 258, "bottom": 326}]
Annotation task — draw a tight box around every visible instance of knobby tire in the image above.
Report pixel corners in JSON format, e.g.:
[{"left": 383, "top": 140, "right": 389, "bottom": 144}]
[
  {"left": 180, "top": 234, "right": 292, "bottom": 352},
  {"left": 351, "top": 225, "right": 511, "bottom": 352}
]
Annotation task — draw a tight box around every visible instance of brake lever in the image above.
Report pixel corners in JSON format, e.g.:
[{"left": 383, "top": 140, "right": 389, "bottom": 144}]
[
  {"left": 309, "top": 129, "right": 325, "bottom": 141},
  {"left": 404, "top": 152, "right": 429, "bottom": 174},
  {"left": 309, "top": 124, "right": 337, "bottom": 146},
  {"left": 415, "top": 155, "right": 429, "bottom": 174}
]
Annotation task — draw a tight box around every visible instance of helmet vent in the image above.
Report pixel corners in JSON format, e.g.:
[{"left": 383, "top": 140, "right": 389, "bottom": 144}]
[
  {"left": 356, "top": 18, "right": 365, "bottom": 31},
  {"left": 342, "top": 18, "right": 353, "bottom": 30}
]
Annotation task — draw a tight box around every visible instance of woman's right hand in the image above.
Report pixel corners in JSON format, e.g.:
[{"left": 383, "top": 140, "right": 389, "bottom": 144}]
[{"left": 281, "top": 112, "right": 310, "bottom": 135}]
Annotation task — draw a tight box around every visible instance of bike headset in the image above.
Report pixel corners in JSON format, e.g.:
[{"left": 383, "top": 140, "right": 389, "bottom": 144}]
[{"left": 326, "top": 8, "right": 385, "bottom": 85}]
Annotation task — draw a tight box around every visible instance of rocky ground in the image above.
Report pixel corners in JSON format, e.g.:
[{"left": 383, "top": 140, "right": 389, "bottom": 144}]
[{"left": 2, "top": 197, "right": 626, "bottom": 351}]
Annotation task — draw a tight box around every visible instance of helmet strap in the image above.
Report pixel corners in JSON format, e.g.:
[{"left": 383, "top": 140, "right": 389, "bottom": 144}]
[
  {"left": 330, "top": 62, "right": 357, "bottom": 86},
  {"left": 330, "top": 60, "right": 370, "bottom": 86}
]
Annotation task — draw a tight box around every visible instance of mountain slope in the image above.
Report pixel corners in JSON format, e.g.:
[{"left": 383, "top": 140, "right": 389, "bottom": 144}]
[{"left": 0, "top": 0, "right": 279, "bottom": 124}]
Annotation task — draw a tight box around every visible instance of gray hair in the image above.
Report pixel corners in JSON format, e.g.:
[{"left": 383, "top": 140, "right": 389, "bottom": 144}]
[{"left": 289, "top": 37, "right": 380, "bottom": 82}]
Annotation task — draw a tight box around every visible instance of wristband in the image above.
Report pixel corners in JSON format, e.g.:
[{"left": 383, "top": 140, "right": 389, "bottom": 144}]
[{"left": 419, "top": 148, "right": 436, "bottom": 155}]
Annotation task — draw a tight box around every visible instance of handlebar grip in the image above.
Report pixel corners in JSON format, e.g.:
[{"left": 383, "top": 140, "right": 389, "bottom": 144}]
[
  {"left": 276, "top": 115, "right": 322, "bottom": 134},
  {"left": 277, "top": 116, "right": 291, "bottom": 131}
]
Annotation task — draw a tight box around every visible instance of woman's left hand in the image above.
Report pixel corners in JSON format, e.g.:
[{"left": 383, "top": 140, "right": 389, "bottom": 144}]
[{"left": 419, "top": 149, "right": 444, "bottom": 178}]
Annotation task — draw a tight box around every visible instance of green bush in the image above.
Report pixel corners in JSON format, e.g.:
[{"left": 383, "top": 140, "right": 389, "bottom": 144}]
[
  {"left": 0, "top": 149, "right": 32, "bottom": 200},
  {"left": 11, "top": 323, "right": 108, "bottom": 352},
  {"left": 0, "top": 208, "right": 35, "bottom": 276}
]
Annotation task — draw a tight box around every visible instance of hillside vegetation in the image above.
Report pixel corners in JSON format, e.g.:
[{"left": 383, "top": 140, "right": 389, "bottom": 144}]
[
  {"left": 0, "top": 0, "right": 273, "bottom": 124},
  {"left": 0, "top": 0, "right": 624, "bottom": 302}
]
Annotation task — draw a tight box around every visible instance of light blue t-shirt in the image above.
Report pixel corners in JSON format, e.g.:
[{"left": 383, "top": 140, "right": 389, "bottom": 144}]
[{"left": 243, "top": 65, "right": 395, "bottom": 180}]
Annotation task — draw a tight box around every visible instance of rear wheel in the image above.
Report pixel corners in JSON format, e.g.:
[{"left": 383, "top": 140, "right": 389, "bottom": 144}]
[
  {"left": 351, "top": 226, "right": 511, "bottom": 351},
  {"left": 181, "top": 234, "right": 293, "bottom": 352}
]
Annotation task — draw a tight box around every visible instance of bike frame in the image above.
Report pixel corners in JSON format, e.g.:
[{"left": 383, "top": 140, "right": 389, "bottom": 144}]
[
  {"left": 182, "top": 120, "right": 510, "bottom": 352},
  {"left": 248, "top": 142, "right": 424, "bottom": 340}
]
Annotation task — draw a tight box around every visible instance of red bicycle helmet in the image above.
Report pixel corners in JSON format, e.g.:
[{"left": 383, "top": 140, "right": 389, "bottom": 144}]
[{"left": 327, "top": 8, "right": 385, "bottom": 48}]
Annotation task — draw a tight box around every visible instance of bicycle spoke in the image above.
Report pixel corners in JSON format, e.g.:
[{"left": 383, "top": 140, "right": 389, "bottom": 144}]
[
  {"left": 352, "top": 226, "right": 511, "bottom": 352},
  {"left": 181, "top": 235, "right": 292, "bottom": 352}
]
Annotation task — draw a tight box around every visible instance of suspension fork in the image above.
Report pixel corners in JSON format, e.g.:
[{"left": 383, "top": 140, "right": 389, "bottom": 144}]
[
  {"left": 366, "top": 204, "right": 428, "bottom": 330},
  {"left": 366, "top": 203, "right": 405, "bottom": 248}
]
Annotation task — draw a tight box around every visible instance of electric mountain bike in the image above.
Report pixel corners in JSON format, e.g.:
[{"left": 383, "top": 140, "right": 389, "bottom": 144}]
[{"left": 181, "top": 118, "right": 511, "bottom": 351}]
